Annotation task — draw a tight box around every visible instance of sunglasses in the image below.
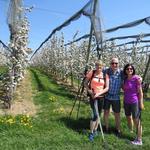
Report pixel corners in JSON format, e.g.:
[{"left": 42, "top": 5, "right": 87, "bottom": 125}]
[
  {"left": 96, "top": 65, "right": 103, "bottom": 69},
  {"left": 126, "top": 68, "right": 133, "bottom": 71},
  {"left": 111, "top": 62, "right": 118, "bottom": 65}
]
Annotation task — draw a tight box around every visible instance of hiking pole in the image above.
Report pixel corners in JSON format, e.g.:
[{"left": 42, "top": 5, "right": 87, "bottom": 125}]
[
  {"left": 76, "top": 78, "right": 87, "bottom": 119},
  {"left": 69, "top": 98, "right": 78, "bottom": 117},
  {"left": 69, "top": 77, "right": 85, "bottom": 117},
  {"left": 98, "top": 115, "right": 104, "bottom": 141},
  {"left": 76, "top": 94, "right": 82, "bottom": 119},
  {"left": 69, "top": 66, "right": 88, "bottom": 118},
  {"left": 69, "top": 89, "right": 81, "bottom": 117},
  {"left": 98, "top": 112, "right": 109, "bottom": 150}
]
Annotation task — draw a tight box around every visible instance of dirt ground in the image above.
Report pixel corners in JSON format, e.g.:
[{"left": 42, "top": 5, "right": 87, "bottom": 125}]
[{"left": 0, "top": 70, "right": 37, "bottom": 116}]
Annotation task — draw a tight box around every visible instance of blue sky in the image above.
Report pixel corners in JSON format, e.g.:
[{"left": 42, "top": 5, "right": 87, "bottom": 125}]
[{"left": 0, "top": 0, "right": 150, "bottom": 51}]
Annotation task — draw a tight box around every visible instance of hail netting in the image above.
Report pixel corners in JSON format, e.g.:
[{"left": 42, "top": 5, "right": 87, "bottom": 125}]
[
  {"left": 84, "top": 0, "right": 103, "bottom": 48},
  {"left": 7, "top": 0, "right": 23, "bottom": 38},
  {"left": 0, "top": 40, "right": 11, "bottom": 65},
  {"left": 31, "top": 0, "right": 102, "bottom": 60}
]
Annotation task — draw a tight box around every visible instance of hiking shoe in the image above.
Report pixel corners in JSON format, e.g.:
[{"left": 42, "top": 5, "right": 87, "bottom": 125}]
[
  {"left": 89, "top": 133, "right": 94, "bottom": 141},
  {"left": 131, "top": 139, "right": 143, "bottom": 145},
  {"left": 115, "top": 129, "right": 121, "bottom": 137},
  {"left": 103, "top": 126, "right": 110, "bottom": 134},
  {"left": 106, "top": 129, "right": 111, "bottom": 134}
]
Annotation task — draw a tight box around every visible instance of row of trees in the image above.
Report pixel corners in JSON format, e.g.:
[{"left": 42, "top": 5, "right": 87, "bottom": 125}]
[
  {"left": 0, "top": 1, "right": 149, "bottom": 108},
  {"left": 30, "top": 33, "right": 150, "bottom": 91},
  {"left": 0, "top": 1, "right": 32, "bottom": 108}
]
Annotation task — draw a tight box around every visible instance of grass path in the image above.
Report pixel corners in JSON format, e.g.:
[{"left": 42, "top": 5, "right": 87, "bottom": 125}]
[{"left": 0, "top": 68, "right": 149, "bottom": 150}]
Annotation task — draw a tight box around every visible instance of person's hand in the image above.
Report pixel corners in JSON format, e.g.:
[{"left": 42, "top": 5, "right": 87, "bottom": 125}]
[
  {"left": 94, "top": 93, "right": 100, "bottom": 99},
  {"left": 87, "top": 90, "right": 94, "bottom": 98},
  {"left": 140, "top": 103, "right": 145, "bottom": 110}
]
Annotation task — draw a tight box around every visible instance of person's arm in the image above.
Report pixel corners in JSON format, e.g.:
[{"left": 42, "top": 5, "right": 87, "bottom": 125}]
[
  {"left": 137, "top": 78, "right": 144, "bottom": 110},
  {"left": 121, "top": 70, "right": 125, "bottom": 91},
  {"left": 121, "top": 80, "right": 124, "bottom": 91},
  {"left": 94, "top": 74, "right": 109, "bottom": 98}
]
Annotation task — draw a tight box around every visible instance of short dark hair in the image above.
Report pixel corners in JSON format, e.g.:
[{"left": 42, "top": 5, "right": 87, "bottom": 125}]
[{"left": 123, "top": 63, "right": 135, "bottom": 76}]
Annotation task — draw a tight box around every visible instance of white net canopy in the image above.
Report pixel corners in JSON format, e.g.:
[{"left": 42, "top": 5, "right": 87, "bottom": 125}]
[{"left": 7, "top": 0, "right": 23, "bottom": 34}]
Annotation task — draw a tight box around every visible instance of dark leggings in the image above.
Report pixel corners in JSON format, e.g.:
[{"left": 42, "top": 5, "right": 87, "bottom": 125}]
[{"left": 90, "top": 97, "right": 104, "bottom": 121}]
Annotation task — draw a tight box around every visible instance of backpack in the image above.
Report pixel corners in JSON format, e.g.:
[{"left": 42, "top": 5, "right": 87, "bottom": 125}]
[{"left": 87, "top": 70, "right": 106, "bottom": 97}]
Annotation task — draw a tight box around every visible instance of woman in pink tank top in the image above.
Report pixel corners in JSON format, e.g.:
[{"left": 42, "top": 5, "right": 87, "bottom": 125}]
[{"left": 84, "top": 60, "right": 109, "bottom": 141}]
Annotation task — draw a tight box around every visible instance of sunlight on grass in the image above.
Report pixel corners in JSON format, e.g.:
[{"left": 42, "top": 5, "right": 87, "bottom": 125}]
[{"left": 0, "top": 68, "right": 149, "bottom": 150}]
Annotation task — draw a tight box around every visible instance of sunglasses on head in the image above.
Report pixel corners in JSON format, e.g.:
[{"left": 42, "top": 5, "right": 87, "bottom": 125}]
[{"left": 111, "top": 62, "right": 118, "bottom": 65}]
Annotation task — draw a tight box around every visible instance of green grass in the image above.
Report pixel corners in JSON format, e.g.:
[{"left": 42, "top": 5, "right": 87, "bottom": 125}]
[
  {"left": 146, "top": 88, "right": 150, "bottom": 100},
  {"left": 0, "top": 68, "right": 150, "bottom": 150}
]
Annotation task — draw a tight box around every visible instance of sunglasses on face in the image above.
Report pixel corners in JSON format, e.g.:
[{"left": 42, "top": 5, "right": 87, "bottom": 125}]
[
  {"left": 126, "top": 67, "right": 133, "bottom": 71},
  {"left": 96, "top": 65, "right": 103, "bottom": 69},
  {"left": 111, "top": 62, "right": 118, "bottom": 65}
]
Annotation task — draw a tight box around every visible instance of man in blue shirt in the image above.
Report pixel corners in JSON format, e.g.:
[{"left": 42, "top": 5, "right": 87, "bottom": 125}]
[{"left": 103, "top": 57, "right": 123, "bottom": 136}]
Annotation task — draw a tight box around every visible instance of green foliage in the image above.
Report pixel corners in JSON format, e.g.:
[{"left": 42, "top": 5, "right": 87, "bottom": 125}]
[
  {"left": 0, "top": 68, "right": 149, "bottom": 150},
  {"left": 0, "top": 66, "right": 9, "bottom": 78},
  {"left": 0, "top": 66, "right": 8, "bottom": 73}
]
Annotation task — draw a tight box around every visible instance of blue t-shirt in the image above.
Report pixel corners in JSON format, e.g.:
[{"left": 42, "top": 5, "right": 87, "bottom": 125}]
[{"left": 104, "top": 68, "right": 123, "bottom": 101}]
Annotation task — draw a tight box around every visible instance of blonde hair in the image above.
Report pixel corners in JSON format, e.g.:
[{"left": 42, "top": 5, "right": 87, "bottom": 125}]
[{"left": 95, "top": 60, "right": 104, "bottom": 66}]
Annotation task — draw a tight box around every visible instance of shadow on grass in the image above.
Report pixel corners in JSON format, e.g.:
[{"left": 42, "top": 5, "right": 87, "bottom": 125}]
[
  {"left": 59, "top": 116, "right": 134, "bottom": 142},
  {"left": 59, "top": 117, "right": 89, "bottom": 134},
  {"left": 56, "top": 86, "right": 75, "bottom": 99},
  {"left": 119, "top": 133, "right": 134, "bottom": 141},
  {"left": 30, "top": 69, "right": 46, "bottom": 91},
  {"left": 30, "top": 68, "right": 75, "bottom": 99},
  {"left": 145, "top": 97, "right": 150, "bottom": 101},
  {"left": 109, "top": 127, "right": 134, "bottom": 141}
]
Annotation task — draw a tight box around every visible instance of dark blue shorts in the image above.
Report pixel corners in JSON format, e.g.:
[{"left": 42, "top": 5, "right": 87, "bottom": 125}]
[
  {"left": 103, "top": 99, "right": 121, "bottom": 113},
  {"left": 124, "top": 102, "right": 139, "bottom": 119}
]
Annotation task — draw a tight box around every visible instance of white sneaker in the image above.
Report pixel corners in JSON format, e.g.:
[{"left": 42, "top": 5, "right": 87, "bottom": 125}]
[{"left": 131, "top": 139, "right": 143, "bottom": 145}]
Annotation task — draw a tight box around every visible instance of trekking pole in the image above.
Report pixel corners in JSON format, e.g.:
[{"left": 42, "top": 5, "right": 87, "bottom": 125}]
[
  {"left": 76, "top": 79, "right": 87, "bottom": 119},
  {"left": 76, "top": 95, "right": 82, "bottom": 119},
  {"left": 98, "top": 112, "right": 109, "bottom": 150},
  {"left": 69, "top": 88, "right": 81, "bottom": 117},
  {"left": 69, "top": 66, "right": 88, "bottom": 118},
  {"left": 69, "top": 77, "right": 85, "bottom": 117},
  {"left": 69, "top": 98, "right": 78, "bottom": 117},
  {"left": 98, "top": 115, "right": 104, "bottom": 141}
]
